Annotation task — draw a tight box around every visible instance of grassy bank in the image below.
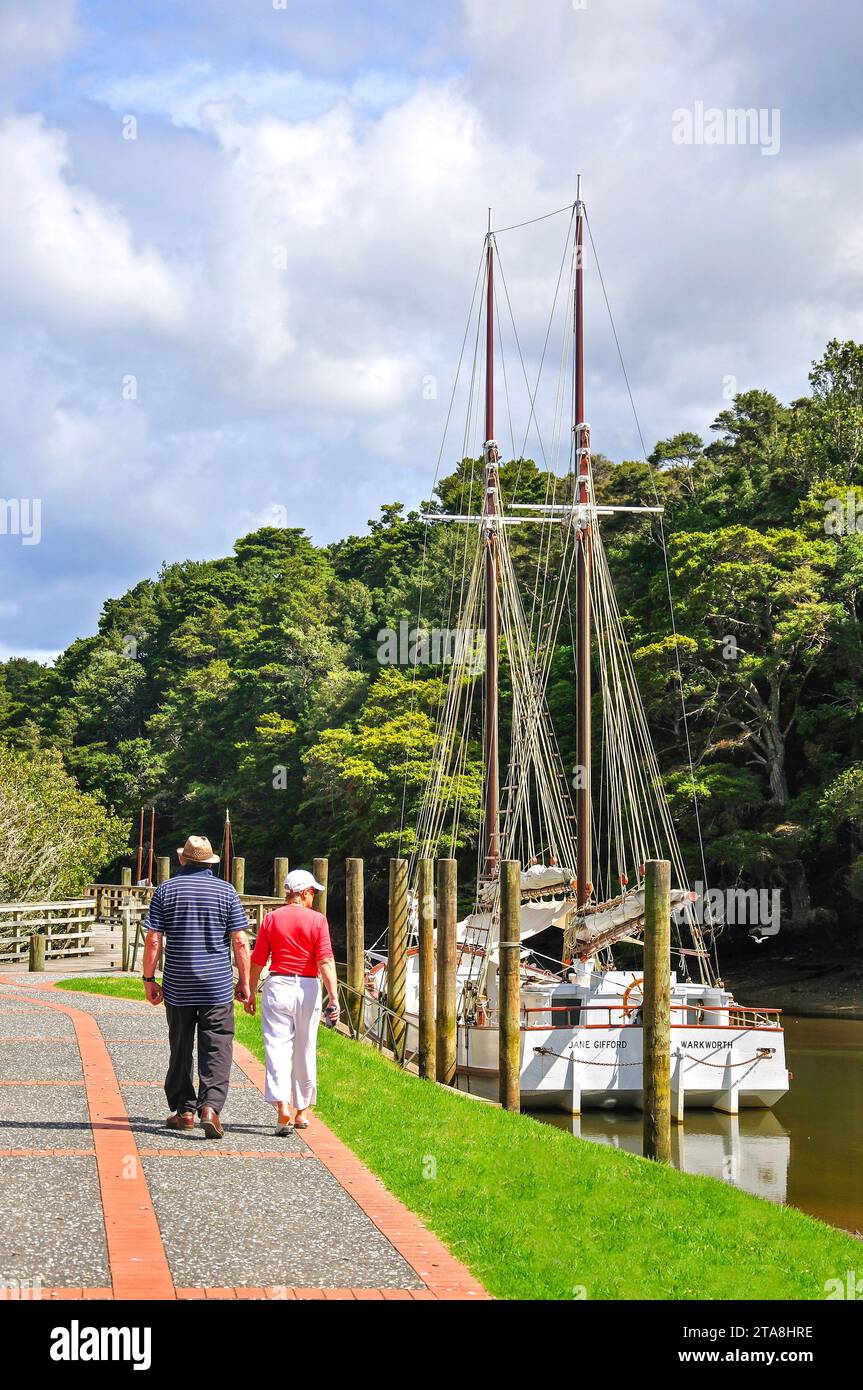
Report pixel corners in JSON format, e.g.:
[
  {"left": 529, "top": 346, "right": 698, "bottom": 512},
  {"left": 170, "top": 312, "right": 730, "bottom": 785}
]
[{"left": 59, "top": 976, "right": 861, "bottom": 1301}]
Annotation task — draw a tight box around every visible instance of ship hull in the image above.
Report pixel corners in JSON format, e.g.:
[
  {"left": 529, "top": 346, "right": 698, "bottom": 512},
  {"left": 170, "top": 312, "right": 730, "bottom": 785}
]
[
  {"left": 452, "top": 1019, "right": 789, "bottom": 1112},
  {"left": 363, "top": 956, "right": 789, "bottom": 1113}
]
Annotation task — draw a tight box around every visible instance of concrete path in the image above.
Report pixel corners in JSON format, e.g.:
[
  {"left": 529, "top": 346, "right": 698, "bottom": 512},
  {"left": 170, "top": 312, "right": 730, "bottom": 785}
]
[{"left": 0, "top": 975, "right": 489, "bottom": 1301}]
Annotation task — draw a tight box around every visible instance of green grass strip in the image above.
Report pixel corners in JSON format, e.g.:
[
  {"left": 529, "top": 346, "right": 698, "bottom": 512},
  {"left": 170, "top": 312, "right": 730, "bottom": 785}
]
[{"left": 58, "top": 976, "right": 860, "bottom": 1300}]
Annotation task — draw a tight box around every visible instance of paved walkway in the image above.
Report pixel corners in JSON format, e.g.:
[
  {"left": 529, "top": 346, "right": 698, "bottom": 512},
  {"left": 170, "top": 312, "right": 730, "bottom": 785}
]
[{"left": 0, "top": 975, "right": 489, "bottom": 1301}]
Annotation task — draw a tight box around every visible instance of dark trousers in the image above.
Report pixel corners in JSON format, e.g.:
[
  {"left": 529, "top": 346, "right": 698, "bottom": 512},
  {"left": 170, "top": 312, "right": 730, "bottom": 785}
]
[{"left": 164, "top": 1003, "right": 235, "bottom": 1115}]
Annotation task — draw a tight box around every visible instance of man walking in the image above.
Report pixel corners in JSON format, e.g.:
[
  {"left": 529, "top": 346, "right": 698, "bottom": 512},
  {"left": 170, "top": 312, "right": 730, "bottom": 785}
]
[{"left": 141, "top": 834, "right": 250, "bottom": 1139}]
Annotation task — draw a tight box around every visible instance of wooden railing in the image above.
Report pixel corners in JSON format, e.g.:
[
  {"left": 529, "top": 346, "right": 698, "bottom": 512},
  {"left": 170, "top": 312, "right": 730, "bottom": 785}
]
[
  {"left": 0, "top": 900, "right": 97, "bottom": 962},
  {"left": 86, "top": 883, "right": 282, "bottom": 934}
]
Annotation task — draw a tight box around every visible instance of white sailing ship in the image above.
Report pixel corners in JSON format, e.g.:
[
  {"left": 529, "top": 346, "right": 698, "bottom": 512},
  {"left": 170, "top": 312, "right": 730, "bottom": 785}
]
[{"left": 365, "top": 183, "right": 789, "bottom": 1113}]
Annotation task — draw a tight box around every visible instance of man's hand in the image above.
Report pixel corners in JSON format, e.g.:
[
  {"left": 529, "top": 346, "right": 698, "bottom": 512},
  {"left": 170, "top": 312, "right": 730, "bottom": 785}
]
[
  {"left": 144, "top": 980, "right": 163, "bottom": 1006},
  {"left": 234, "top": 982, "right": 251, "bottom": 1004}
]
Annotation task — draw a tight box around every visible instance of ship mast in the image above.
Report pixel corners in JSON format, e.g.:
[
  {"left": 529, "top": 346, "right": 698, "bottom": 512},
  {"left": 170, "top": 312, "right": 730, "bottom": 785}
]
[
  {"left": 135, "top": 806, "right": 144, "bottom": 884},
  {"left": 483, "top": 217, "right": 500, "bottom": 878},
  {"left": 574, "top": 177, "right": 592, "bottom": 908}
]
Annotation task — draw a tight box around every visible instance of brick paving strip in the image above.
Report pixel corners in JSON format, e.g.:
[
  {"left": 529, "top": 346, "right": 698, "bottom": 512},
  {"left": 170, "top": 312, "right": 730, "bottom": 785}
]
[
  {"left": 0, "top": 982, "right": 175, "bottom": 1300},
  {"left": 0, "top": 976, "right": 490, "bottom": 1302}
]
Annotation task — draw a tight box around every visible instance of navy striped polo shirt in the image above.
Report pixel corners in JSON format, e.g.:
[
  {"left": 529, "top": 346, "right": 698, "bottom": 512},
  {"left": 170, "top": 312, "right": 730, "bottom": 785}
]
[{"left": 144, "top": 866, "right": 248, "bottom": 1006}]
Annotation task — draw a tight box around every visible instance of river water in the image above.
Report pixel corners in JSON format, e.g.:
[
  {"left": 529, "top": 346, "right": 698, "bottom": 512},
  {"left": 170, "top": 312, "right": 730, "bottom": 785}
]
[{"left": 532, "top": 1016, "right": 863, "bottom": 1234}]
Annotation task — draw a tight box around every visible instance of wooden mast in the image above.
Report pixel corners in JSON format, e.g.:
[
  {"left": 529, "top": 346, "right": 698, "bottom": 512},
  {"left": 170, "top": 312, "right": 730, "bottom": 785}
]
[
  {"left": 574, "top": 177, "right": 592, "bottom": 908},
  {"left": 135, "top": 807, "right": 144, "bottom": 883},
  {"left": 483, "top": 218, "right": 500, "bottom": 878},
  {"left": 147, "top": 806, "right": 155, "bottom": 887}
]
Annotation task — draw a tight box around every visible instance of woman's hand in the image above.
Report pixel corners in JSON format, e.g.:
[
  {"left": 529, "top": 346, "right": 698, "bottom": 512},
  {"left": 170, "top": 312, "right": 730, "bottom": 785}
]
[{"left": 244, "top": 995, "right": 257, "bottom": 1015}]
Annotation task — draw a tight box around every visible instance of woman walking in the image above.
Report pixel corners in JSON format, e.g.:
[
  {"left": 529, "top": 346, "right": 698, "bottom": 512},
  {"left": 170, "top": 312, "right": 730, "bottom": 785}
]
[{"left": 246, "top": 869, "right": 340, "bottom": 1134}]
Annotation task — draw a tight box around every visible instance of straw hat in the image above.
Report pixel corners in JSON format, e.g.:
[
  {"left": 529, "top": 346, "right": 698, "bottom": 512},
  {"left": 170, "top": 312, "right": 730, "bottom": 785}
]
[{"left": 177, "top": 835, "right": 220, "bottom": 865}]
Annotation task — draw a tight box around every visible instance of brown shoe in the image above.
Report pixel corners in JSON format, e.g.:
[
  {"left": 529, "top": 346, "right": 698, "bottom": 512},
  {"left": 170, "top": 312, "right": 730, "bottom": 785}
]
[
  {"left": 165, "top": 1112, "right": 196, "bottom": 1131},
  {"left": 199, "top": 1106, "right": 224, "bottom": 1139}
]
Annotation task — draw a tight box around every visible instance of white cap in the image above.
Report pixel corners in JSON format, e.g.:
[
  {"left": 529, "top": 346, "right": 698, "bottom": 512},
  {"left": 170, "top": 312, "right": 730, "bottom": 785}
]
[{"left": 285, "top": 868, "right": 324, "bottom": 895}]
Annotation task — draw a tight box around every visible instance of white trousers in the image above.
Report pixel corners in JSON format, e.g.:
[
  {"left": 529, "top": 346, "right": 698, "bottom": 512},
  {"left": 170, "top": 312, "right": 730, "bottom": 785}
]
[{"left": 261, "top": 974, "right": 322, "bottom": 1109}]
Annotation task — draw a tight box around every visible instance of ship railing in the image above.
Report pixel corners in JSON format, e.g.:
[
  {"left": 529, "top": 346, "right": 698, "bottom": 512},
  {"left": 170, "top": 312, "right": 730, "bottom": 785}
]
[
  {"left": 522, "top": 1000, "right": 783, "bottom": 1030},
  {"left": 335, "top": 978, "right": 419, "bottom": 1069}
]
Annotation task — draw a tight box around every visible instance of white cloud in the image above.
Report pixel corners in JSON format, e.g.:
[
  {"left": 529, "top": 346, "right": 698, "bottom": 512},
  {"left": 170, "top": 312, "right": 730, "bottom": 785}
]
[
  {"left": 3, "top": 0, "right": 863, "bottom": 657},
  {"left": 0, "top": 644, "right": 59, "bottom": 665},
  {"left": 0, "top": 115, "right": 189, "bottom": 334},
  {"left": 0, "top": 0, "right": 79, "bottom": 74},
  {"left": 92, "top": 60, "right": 415, "bottom": 131}
]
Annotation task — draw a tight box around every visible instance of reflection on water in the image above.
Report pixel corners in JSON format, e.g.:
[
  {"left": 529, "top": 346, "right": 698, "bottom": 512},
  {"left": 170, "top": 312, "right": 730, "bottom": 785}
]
[{"left": 526, "top": 1016, "right": 863, "bottom": 1233}]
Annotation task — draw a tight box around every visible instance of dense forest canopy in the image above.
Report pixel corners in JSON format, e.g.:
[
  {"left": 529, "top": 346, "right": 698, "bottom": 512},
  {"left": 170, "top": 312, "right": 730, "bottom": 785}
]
[{"left": 1, "top": 339, "right": 862, "bottom": 947}]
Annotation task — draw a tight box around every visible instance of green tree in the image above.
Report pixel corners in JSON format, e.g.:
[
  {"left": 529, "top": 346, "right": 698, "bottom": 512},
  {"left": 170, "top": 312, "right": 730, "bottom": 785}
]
[{"left": 0, "top": 742, "right": 130, "bottom": 900}]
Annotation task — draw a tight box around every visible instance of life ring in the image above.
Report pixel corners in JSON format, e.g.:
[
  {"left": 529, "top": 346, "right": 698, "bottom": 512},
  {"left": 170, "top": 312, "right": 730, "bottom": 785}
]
[{"left": 622, "top": 977, "right": 644, "bottom": 1018}]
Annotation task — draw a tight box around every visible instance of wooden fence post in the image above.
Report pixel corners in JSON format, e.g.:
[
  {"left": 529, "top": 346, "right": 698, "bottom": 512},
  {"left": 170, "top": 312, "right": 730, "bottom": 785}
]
[
  {"left": 313, "top": 857, "right": 328, "bottom": 915},
  {"left": 121, "top": 907, "right": 130, "bottom": 972},
  {"left": 417, "top": 858, "right": 436, "bottom": 1080},
  {"left": 435, "top": 858, "right": 457, "bottom": 1086},
  {"left": 643, "top": 858, "right": 672, "bottom": 1163},
  {"left": 345, "top": 858, "right": 364, "bottom": 1036},
  {"left": 156, "top": 856, "right": 170, "bottom": 885},
  {"left": 274, "top": 857, "right": 289, "bottom": 899},
  {"left": 387, "top": 858, "right": 408, "bottom": 1064},
  {"left": 120, "top": 867, "right": 132, "bottom": 889},
  {"left": 28, "top": 932, "right": 46, "bottom": 973},
  {"left": 499, "top": 859, "right": 521, "bottom": 1111},
  {"left": 232, "top": 857, "right": 246, "bottom": 895}
]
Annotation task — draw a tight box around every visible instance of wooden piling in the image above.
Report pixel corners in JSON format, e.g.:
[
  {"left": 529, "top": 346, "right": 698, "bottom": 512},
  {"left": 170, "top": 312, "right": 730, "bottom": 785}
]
[
  {"left": 499, "top": 859, "right": 521, "bottom": 1111},
  {"left": 156, "top": 856, "right": 170, "bottom": 885},
  {"left": 119, "top": 868, "right": 132, "bottom": 963},
  {"left": 28, "top": 932, "right": 46, "bottom": 973},
  {"left": 643, "top": 858, "right": 672, "bottom": 1163},
  {"left": 121, "top": 907, "right": 130, "bottom": 972},
  {"left": 312, "top": 857, "right": 328, "bottom": 915},
  {"left": 232, "top": 857, "right": 245, "bottom": 895},
  {"left": 417, "top": 857, "right": 436, "bottom": 1080},
  {"left": 345, "top": 857, "right": 364, "bottom": 1036},
  {"left": 274, "top": 856, "right": 289, "bottom": 899},
  {"left": 387, "top": 858, "right": 408, "bottom": 1064},
  {"left": 435, "top": 858, "right": 457, "bottom": 1086}
]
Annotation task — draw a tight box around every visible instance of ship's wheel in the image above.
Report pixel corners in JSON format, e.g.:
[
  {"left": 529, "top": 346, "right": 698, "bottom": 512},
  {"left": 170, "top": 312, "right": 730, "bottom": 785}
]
[{"left": 622, "top": 976, "right": 644, "bottom": 1018}]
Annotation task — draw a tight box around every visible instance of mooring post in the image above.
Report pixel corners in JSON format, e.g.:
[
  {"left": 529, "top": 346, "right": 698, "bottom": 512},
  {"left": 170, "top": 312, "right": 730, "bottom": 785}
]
[
  {"left": 119, "top": 868, "right": 132, "bottom": 953},
  {"left": 643, "top": 858, "right": 672, "bottom": 1162},
  {"left": 345, "top": 857, "right": 364, "bottom": 1036},
  {"left": 499, "top": 858, "right": 522, "bottom": 1111},
  {"left": 232, "top": 856, "right": 246, "bottom": 895},
  {"left": 435, "top": 858, "right": 457, "bottom": 1086},
  {"left": 274, "top": 856, "right": 289, "bottom": 899},
  {"left": 28, "top": 932, "right": 46, "bottom": 973},
  {"left": 417, "top": 857, "right": 436, "bottom": 1080},
  {"left": 156, "top": 856, "right": 170, "bottom": 885},
  {"left": 121, "top": 906, "right": 130, "bottom": 972},
  {"left": 387, "top": 858, "right": 408, "bottom": 1064},
  {"left": 313, "top": 857, "right": 328, "bottom": 915}
]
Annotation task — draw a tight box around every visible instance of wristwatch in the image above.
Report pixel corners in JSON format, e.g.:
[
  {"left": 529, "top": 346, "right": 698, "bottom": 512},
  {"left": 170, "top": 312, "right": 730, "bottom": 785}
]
[{"left": 142, "top": 976, "right": 157, "bottom": 983}]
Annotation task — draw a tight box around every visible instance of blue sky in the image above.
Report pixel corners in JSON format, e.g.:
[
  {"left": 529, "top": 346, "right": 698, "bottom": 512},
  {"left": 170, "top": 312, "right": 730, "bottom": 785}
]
[{"left": 1, "top": 0, "right": 862, "bottom": 659}]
